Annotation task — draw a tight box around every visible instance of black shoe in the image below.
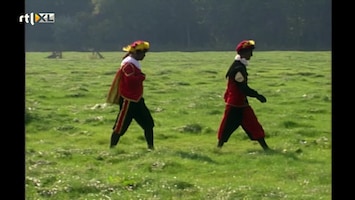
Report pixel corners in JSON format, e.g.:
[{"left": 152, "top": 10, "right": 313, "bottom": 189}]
[
  {"left": 257, "top": 138, "right": 269, "bottom": 151},
  {"left": 263, "top": 147, "right": 275, "bottom": 153},
  {"left": 110, "top": 133, "right": 120, "bottom": 148},
  {"left": 148, "top": 145, "right": 155, "bottom": 151},
  {"left": 217, "top": 140, "right": 224, "bottom": 148},
  {"left": 263, "top": 146, "right": 271, "bottom": 151}
]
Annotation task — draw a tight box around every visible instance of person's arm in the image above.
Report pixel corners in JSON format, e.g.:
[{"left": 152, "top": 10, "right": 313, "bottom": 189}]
[
  {"left": 121, "top": 63, "right": 145, "bottom": 82},
  {"left": 234, "top": 67, "right": 266, "bottom": 103}
]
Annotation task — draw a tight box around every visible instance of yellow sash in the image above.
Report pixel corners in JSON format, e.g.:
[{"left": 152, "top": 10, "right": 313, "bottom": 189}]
[{"left": 106, "top": 69, "right": 122, "bottom": 104}]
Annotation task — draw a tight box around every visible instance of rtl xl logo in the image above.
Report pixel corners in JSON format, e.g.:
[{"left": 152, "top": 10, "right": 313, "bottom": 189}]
[{"left": 19, "top": 13, "right": 55, "bottom": 25}]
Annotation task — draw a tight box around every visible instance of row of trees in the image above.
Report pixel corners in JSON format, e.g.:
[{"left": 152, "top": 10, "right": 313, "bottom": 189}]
[{"left": 25, "top": 0, "right": 331, "bottom": 51}]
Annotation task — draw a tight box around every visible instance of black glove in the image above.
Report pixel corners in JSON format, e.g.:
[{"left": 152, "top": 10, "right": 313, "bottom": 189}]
[{"left": 256, "top": 94, "right": 267, "bottom": 103}]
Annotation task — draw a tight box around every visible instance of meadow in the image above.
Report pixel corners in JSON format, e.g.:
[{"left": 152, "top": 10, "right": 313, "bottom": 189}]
[{"left": 25, "top": 51, "right": 331, "bottom": 199}]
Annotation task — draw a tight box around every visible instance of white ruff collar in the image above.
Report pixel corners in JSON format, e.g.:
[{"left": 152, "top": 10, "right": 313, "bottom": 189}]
[
  {"left": 121, "top": 56, "right": 141, "bottom": 69},
  {"left": 234, "top": 54, "right": 249, "bottom": 66}
]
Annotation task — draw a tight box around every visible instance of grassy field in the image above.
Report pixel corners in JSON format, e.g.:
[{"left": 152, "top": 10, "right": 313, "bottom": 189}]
[{"left": 25, "top": 51, "right": 331, "bottom": 200}]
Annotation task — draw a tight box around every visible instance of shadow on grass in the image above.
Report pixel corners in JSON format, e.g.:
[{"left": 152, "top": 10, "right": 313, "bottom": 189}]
[
  {"left": 245, "top": 148, "right": 300, "bottom": 160},
  {"left": 106, "top": 148, "right": 152, "bottom": 163},
  {"left": 269, "top": 149, "right": 300, "bottom": 159},
  {"left": 175, "top": 150, "right": 217, "bottom": 164},
  {"left": 246, "top": 148, "right": 328, "bottom": 164}
]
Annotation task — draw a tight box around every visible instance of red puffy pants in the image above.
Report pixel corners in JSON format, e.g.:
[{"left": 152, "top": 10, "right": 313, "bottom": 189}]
[{"left": 217, "top": 105, "right": 265, "bottom": 142}]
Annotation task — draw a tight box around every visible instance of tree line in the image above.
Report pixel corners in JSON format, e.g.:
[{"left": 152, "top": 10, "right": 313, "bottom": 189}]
[{"left": 25, "top": 0, "right": 331, "bottom": 51}]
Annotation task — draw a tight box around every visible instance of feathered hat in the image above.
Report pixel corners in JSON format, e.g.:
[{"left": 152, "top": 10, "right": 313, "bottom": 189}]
[
  {"left": 236, "top": 40, "right": 255, "bottom": 53},
  {"left": 122, "top": 40, "right": 150, "bottom": 53}
]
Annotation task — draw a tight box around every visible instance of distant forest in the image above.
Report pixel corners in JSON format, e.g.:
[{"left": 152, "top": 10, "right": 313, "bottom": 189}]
[{"left": 25, "top": 0, "right": 331, "bottom": 51}]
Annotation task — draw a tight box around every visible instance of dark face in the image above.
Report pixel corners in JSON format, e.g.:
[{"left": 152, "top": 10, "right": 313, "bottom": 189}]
[
  {"left": 239, "top": 49, "right": 253, "bottom": 60},
  {"left": 132, "top": 50, "right": 147, "bottom": 61}
]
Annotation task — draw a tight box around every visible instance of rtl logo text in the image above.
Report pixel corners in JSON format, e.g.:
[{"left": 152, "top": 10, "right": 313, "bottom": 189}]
[{"left": 19, "top": 12, "right": 55, "bottom": 25}]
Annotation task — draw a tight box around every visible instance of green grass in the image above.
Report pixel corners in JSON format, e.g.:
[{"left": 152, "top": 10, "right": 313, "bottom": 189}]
[{"left": 25, "top": 51, "right": 331, "bottom": 199}]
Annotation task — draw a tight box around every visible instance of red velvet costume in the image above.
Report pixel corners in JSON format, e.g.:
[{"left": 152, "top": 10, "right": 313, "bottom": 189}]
[
  {"left": 111, "top": 56, "right": 154, "bottom": 137},
  {"left": 216, "top": 40, "right": 270, "bottom": 150},
  {"left": 108, "top": 40, "right": 155, "bottom": 150},
  {"left": 119, "top": 61, "right": 145, "bottom": 102},
  {"left": 217, "top": 58, "right": 265, "bottom": 141}
]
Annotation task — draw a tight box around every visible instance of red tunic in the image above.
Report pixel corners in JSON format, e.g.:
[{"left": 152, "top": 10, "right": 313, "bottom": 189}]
[
  {"left": 224, "top": 77, "right": 248, "bottom": 107},
  {"left": 119, "top": 62, "right": 145, "bottom": 102}
]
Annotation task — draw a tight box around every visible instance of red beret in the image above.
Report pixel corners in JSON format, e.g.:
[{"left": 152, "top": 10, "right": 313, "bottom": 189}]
[{"left": 236, "top": 40, "right": 255, "bottom": 52}]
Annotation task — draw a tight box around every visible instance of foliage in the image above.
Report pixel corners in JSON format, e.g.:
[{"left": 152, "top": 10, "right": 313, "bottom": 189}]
[{"left": 25, "top": 0, "right": 331, "bottom": 51}]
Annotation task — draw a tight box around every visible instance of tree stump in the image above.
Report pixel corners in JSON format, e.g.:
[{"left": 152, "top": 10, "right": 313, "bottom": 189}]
[
  {"left": 92, "top": 50, "right": 104, "bottom": 59},
  {"left": 47, "top": 51, "right": 62, "bottom": 59}
]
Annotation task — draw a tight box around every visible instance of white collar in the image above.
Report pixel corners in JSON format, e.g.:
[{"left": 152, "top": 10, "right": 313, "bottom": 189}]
[
  {"left": 121, "top": 56, "right": 141, "bottom": 69},
  {"left": 234, "top": 54, "right": 249, "bottom": 66}
]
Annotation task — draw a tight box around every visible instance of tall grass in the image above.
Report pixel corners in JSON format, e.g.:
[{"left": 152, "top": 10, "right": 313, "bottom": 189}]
[{"left": 25, "top": 51, "right": 331, "bottom": 199}]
